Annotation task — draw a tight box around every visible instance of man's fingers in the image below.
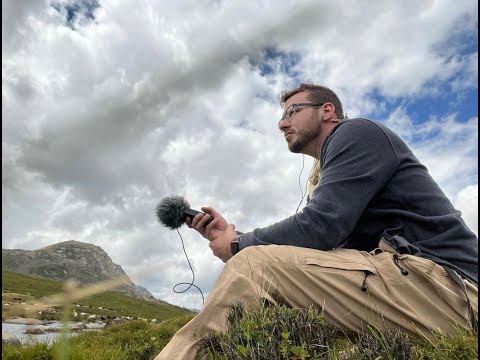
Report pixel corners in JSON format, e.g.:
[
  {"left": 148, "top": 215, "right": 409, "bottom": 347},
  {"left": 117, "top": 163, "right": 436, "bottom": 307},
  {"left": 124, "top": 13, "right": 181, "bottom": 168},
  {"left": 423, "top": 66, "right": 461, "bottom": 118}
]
[
  {"left": 205, "top": 218, "right": 218, "bottom": 232},
  {"left": 201, "top": 207, "right": 218, "bottom": 219},
  {"left": 195, "top": 214, "right": 211, "bottom": 231},
  {"left": 191, "top": 213, "right": 205, "bottom": 228},
  {"left": 201, "top": 206, "right": 213, "bottom": 214}
]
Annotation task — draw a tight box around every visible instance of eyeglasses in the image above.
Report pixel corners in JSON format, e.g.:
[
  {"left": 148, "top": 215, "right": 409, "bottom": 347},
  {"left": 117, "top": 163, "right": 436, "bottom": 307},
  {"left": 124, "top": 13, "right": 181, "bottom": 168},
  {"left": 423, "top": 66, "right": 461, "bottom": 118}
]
[{"left": 279, "top": 102, "right": 324, "bottom": 127}]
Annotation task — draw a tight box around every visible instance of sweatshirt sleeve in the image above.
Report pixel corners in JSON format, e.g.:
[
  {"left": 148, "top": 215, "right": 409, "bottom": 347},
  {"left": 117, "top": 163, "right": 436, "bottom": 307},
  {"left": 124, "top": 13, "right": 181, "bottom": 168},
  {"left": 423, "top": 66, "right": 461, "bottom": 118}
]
[{"left": 239, "top": 119, "right": 400, "bottom": 251}]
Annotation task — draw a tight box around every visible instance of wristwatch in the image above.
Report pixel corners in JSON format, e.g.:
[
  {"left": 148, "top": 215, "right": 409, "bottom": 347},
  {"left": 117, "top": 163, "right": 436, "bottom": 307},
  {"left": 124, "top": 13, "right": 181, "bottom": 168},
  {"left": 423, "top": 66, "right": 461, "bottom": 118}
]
[{"left": 231, "top": 234, "right": 241, "bottom": 256}]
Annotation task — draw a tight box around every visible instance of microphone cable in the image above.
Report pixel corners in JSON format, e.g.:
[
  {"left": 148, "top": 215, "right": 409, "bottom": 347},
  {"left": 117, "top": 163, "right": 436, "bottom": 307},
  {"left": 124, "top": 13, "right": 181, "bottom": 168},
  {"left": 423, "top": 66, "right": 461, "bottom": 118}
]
[{"left": 173, "top": 228, "right": 205, "bottom": 307}]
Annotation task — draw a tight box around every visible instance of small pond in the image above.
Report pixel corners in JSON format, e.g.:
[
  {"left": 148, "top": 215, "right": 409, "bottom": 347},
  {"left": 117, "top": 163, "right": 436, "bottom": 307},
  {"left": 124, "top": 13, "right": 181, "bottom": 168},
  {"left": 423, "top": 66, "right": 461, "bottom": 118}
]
[{"left": 2, "top": 321, "right": 104, "bottom": 345}]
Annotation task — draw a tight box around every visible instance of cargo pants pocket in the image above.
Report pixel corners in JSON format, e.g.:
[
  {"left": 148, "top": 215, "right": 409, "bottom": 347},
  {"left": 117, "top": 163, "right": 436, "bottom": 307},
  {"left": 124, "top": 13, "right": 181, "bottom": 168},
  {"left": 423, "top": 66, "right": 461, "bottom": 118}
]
[{"left": 304, "top": 255, "right": 378, "bottom": 293}]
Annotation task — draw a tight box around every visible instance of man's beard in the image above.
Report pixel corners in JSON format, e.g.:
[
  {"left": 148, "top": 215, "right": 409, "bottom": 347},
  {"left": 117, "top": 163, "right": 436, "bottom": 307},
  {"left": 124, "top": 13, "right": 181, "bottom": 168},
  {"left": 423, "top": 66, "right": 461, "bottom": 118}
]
[{"left": 288, "top": 115, "right": 323, "bottom": 153}]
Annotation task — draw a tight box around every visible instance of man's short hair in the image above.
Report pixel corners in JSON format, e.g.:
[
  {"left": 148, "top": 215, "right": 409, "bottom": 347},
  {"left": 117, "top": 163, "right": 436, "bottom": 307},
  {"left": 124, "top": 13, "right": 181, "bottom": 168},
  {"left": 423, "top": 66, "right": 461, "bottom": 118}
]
[{"left": 280, "top": 83, "right": 345, "bottom": 119}]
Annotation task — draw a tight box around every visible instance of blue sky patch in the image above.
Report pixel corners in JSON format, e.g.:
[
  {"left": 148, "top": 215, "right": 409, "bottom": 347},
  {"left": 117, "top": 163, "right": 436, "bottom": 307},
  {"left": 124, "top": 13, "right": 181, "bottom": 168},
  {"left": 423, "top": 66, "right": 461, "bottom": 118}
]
[
  {"left": 401, "top": 86, "right": 478, "bottom": 125},
  {"left": 51, "top": 0, "right": 100, "bottom": 29},
  {"left": 252, "top": 47, "right": 301, "bottom": 77}
]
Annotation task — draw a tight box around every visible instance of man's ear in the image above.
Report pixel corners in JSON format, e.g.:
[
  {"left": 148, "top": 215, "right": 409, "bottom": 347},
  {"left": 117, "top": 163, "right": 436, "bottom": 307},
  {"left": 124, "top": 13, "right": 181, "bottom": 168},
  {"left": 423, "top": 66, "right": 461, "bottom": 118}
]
[{"left": 322, "top": 102, "right": 336, "bottom": 120}]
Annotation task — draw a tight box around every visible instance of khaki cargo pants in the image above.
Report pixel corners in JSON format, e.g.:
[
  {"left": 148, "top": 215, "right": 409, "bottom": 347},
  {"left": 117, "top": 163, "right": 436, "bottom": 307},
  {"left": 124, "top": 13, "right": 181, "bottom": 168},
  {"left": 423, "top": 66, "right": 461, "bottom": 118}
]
[{"left": 155, "top": 240, "right": 478, "bottom": 360}]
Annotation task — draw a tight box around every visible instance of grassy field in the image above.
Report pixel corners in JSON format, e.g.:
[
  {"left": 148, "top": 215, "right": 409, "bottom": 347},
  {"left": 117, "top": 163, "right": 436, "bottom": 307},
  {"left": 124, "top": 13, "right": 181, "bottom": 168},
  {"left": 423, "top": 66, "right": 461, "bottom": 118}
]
[
  {"left": 2, "top": 316, "right": 194, "bottom": 360},
  {"left": 2, "top": 271, "right": 477, "bottom": 359},
  {"left": 2, "top": 271, "right": 192, "bottom": 322},
  {"left": 200, "top": 303, "right": 478, "bottom": 360},
  {"left": 2, "top": 303, "right": 477, "bottom": 359}
]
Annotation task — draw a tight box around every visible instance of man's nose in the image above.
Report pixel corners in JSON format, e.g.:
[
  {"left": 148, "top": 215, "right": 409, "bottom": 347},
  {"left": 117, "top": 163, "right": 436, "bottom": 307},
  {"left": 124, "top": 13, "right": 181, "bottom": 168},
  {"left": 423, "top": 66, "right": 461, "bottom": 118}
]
[{"left": 278, "top": 119, "right": 291, "bottom": 132}]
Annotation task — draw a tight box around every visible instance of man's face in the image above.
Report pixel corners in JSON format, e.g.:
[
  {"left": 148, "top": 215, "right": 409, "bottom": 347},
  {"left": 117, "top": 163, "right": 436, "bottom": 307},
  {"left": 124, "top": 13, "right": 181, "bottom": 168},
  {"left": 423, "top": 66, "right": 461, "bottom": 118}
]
[{"left": 279, "top": 91, "right": 323, "bottom": 154}]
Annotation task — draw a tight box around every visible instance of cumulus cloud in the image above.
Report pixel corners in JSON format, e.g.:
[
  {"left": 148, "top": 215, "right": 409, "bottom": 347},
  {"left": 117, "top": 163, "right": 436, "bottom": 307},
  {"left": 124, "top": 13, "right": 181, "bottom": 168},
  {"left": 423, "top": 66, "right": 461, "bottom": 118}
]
[
  {"left": 2, "top": 0, "right": 477, "bottom": 308},
  {"left": 454, "top": 185, "right": 478, "bottom": 236}
]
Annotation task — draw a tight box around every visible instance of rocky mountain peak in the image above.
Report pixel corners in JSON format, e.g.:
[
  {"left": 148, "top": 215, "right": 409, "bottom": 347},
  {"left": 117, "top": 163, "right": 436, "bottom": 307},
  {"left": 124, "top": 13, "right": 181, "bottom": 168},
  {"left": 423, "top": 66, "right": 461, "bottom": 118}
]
[{"left": 2, "top": 240, "right": 157, "bottom": 302}]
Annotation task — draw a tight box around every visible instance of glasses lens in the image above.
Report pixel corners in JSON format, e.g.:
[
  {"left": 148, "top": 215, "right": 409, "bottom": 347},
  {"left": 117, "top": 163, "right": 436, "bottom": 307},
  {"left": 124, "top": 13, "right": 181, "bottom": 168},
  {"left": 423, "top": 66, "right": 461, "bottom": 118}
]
[
  {"left": 279, "top": 107, "right": 296, "bottom": 126},
  {"left": 287, "top": 107, "right": 295, "bottom": 120}
]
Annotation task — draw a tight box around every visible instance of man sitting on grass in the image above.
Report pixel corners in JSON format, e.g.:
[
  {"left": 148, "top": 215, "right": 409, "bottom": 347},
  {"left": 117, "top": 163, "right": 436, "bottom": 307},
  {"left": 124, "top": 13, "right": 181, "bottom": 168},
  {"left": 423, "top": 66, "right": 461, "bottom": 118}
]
[{"left": 155, "top": 83, "right": 478, "bottom": 360}]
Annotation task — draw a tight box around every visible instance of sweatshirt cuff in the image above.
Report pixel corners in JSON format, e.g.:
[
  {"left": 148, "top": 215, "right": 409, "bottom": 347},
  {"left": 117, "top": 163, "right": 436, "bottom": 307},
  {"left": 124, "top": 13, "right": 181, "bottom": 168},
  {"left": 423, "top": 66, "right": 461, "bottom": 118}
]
[{"left": 237, "top": 231, "right": 255, "bottom": 251}]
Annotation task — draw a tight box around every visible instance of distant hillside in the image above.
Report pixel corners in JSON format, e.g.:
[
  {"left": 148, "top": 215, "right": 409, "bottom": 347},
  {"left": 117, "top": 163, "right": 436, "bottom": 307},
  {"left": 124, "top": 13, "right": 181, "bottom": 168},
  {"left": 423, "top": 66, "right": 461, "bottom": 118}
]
[
  {"left": 136, "top": 285, "right": 157, "bottom": 300},
  {"left": 2, "top": 240, "right": 157, "bottom": 302},
  {"left": 2, "top": 271, "right": 193, "bottom": 322}
]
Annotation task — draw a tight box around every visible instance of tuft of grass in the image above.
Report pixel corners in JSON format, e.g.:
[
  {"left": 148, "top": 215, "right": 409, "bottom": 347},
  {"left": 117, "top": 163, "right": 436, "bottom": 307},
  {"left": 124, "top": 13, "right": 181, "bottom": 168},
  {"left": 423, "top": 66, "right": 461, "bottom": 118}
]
[
  {"left": 200, "top": 303, "right": 340, "bottom": 359},
  {"left": 200, "top": 303, "right": 478, "bottom": 360},
  {"left": 344, "top": 325, "right": 413, "bottom": 360},
  {"left": 2, "top": 341, "right": 54, "bottom": 360},
  {"left": 410, "top": 327, "right": 479, "bottom": 360}
]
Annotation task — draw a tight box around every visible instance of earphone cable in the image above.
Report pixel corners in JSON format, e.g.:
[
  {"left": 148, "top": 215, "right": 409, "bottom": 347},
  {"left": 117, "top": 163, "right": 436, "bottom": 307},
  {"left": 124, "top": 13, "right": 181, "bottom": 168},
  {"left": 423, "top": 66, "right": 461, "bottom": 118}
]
[{"left": 295, "top": 155, "right": 306, "bottom": 213}]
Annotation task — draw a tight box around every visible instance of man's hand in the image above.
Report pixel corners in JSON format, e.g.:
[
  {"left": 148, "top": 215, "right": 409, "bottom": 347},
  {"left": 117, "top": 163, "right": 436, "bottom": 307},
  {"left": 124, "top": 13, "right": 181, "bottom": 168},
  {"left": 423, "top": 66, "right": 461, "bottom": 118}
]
[
  {"left": 185, "top": 207, "right": 237, "bottom": 262},
  {"left": 185, "top": 207, "right": 228, "bottom": 241},
  {"left": 209, "top": 224, "right": 237, "bottom": 263}
]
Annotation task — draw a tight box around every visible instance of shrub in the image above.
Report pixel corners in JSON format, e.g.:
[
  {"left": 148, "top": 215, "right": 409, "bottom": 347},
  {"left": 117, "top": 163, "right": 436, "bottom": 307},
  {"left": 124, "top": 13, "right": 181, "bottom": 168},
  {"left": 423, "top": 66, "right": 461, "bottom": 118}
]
[
  {"left": 200, "top": 303, "right": 339, "bottom": 359},
  {"left": 199, "top": 303, "right": 478, "bottom": 360}
]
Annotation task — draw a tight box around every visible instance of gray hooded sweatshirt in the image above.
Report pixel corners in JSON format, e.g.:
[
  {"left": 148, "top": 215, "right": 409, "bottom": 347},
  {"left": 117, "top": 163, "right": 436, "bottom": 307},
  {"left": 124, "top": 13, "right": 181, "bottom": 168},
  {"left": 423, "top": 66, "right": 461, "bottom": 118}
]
[{"left": 239, "top": 118, "right": 478, "bottom": 286}]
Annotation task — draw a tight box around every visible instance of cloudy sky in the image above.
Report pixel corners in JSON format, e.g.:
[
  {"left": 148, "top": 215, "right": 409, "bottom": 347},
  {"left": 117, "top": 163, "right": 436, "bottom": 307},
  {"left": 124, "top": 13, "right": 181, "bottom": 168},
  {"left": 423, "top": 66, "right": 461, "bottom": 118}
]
[{"left": 2, "top": 0, "right": 478, "bottom": 310}]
